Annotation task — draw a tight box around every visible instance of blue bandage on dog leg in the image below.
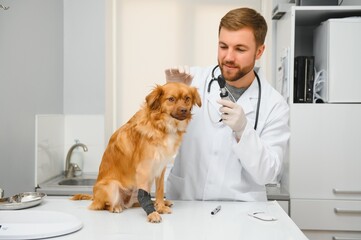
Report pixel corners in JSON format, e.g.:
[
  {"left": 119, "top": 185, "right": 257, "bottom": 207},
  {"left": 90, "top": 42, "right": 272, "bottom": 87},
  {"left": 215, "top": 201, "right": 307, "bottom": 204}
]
[{"left": 137, "top": 189, "right": 156, "bottom": 215}]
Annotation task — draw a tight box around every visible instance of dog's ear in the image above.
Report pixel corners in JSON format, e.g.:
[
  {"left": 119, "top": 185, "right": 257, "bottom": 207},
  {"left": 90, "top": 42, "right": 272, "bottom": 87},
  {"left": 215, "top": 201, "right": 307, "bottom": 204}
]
[
  {"left": 146, "top": 85, "right": 164, "bottom": 110},
  {"left": 191, "top": 87, "right": 202, "bottom": 107}
]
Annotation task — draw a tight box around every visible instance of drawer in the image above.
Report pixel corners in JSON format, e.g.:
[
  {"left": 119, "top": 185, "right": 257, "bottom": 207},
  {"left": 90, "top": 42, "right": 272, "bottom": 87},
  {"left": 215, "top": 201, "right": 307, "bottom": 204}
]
[
  {"left": 303, "top": 230, "right": 361, "bottom": 240},
  {"left": 291, "top": 199, "right": 361, "bottom": 231}
]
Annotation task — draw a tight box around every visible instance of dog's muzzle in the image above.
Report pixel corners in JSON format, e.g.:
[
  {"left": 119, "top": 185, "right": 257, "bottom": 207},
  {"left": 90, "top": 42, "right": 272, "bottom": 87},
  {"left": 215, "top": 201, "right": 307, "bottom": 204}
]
[{"left": 171, "top": 108, "right": 189, "bottom": 121}]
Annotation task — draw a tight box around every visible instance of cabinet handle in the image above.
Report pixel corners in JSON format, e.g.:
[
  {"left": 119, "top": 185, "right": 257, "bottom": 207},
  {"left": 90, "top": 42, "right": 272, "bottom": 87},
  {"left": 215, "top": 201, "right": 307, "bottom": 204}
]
[
  {"left": 334, "top": 208, "right": 361, "bottom": 214},
  {"left": 333, "top": 237, "right": 361, "bottom": 240},
  {"left": 333, "top": 189, "right": 361, "bottom": 195}
]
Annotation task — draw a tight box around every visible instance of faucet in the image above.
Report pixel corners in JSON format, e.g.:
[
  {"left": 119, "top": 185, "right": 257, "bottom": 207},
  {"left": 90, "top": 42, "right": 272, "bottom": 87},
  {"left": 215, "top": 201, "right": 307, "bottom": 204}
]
[{"left": 65, "top": 141, "right": 88, "bottom": 178}]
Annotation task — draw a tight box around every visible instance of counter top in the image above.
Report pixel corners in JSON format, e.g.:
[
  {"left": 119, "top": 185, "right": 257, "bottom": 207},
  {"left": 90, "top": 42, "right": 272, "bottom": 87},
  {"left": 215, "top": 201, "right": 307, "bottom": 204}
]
[
  {"left": 8, "top": 196, "right": 307, "bottom": 240},
  {"left": 37, "top": 175, "right": 290, "bottom": 201}
]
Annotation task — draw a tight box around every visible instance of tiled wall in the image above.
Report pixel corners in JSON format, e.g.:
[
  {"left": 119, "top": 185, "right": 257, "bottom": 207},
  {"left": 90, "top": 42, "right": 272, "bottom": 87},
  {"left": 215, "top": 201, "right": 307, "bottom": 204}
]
[
  {"left": 35, "top": 115, "right": 65, "bottom": 185},
  {"left": 64, "top": 115, "right": 105, "bottom": 173},
  {"left": 35, "top": 114, "right": 105, "bottom": 185}
]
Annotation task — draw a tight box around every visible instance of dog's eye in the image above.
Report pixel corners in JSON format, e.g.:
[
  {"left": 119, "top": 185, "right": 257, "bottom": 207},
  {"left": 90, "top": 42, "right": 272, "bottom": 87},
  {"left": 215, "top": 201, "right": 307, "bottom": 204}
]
[
  {"left": 185, "top": 96, "right": 191, "bottom": 103},
  {"left": 168, "top": 97, "right": 176, "bottom": 102}
]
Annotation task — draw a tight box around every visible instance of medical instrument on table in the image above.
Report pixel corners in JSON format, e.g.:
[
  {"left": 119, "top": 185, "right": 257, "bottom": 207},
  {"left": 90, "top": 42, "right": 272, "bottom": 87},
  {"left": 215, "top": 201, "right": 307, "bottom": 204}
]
[
  {"left": 248, "top": 211, "right": 277, "bottom": 221},
  {"left": 0, "top": 4, "right": 10, "bottom": 10},
  {"left": 211, "top": 205, "right": 222, "bottom": 215},
  {"left": 207, "top": 65, "right": 261, "bottom": 130}
]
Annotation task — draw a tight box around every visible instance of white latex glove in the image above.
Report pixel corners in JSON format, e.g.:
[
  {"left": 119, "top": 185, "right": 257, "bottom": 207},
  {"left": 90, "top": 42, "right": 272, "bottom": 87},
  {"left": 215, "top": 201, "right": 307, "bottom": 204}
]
[
  {"left": 164, "top": 66, "right": 193, "bottom": 85},
  {"left": 217, "top": 99, "right": 247, "bottom": 140}
]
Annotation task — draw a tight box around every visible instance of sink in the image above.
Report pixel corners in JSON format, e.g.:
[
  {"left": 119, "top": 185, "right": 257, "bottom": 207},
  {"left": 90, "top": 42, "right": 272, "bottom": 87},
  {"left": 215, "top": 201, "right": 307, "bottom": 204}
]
[
  {"left": 58, "top": 178, "right": 96, "bottom": 186},
  {"left": 36, "top": 173, "right": 98, "bottom": 196}
]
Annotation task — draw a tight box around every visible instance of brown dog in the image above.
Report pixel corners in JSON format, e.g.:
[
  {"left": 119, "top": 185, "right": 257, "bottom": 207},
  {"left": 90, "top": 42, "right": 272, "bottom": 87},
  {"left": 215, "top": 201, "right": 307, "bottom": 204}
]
[{"left": 72, "top": 82, "right": 201, "bottom": 223}]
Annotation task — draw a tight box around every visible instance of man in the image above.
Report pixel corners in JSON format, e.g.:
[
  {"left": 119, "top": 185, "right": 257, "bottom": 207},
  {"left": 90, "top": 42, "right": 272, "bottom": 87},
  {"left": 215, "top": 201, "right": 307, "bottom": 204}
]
[{"left": 165, "top": 7, "right": 290, "bottom": 201}]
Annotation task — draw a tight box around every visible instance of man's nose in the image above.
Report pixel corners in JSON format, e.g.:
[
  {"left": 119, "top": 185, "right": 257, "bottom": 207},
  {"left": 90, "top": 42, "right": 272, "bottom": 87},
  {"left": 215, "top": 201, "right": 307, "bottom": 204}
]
[{"left": 225, "top": 49, "right": 236, "bottom": 61}]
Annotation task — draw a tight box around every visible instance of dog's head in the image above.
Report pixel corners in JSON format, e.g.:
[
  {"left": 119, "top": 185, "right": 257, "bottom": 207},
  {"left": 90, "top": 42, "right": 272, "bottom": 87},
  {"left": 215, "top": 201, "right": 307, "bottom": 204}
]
[{"left": 146, "top": 82, "right": 201, "bottom": 121}]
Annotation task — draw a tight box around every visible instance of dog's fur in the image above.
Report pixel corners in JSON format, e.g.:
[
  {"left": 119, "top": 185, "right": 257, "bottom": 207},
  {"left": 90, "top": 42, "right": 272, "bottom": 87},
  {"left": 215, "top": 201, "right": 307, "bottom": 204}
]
[{"left": 72, "top": 82, "right": 201, "bottom": 223}]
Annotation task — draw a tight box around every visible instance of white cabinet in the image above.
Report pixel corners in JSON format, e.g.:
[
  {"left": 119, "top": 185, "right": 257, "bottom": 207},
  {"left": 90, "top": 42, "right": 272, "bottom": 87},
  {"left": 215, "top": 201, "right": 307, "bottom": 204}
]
[
  {"left": 290, "top": 104, "right": 361, "bottom": 200},
  {"left": 313, "top": 18, "right": 361, "bottom": 103},
  {"left": 291, "top": 199, "right": 361, "bottom": 231},
  {"left": 275, "top": 6, "right": 361, "bottom": 240}
]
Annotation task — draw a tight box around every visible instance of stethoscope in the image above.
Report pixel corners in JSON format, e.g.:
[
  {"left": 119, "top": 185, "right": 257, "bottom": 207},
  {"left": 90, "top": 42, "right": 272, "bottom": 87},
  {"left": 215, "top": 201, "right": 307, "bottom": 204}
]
[{"left": 207, "top": 65, "right": 261, "bottom": 130}]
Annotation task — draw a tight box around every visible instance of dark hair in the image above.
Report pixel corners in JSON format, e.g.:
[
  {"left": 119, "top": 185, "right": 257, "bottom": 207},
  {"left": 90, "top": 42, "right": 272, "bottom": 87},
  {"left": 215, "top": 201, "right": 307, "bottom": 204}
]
[{"left": 219, "top": 7, "right": 268, "bottom": 47}]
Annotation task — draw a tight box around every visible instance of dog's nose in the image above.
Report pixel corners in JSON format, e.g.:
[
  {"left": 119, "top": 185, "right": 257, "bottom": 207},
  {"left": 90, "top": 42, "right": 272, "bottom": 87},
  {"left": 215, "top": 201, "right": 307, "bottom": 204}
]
[
  {"left": 173, "top": 107, "right": 189, "bottom": 120},
  {"left": 180, "top": 108, "right": 188, "bottom": 114}
]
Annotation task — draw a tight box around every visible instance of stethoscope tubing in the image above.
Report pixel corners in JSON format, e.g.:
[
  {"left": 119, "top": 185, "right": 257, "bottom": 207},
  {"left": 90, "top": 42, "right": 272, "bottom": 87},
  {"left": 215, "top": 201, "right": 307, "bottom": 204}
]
[{"left": 208, "top": 65, "right": 261, "bottom": 130}]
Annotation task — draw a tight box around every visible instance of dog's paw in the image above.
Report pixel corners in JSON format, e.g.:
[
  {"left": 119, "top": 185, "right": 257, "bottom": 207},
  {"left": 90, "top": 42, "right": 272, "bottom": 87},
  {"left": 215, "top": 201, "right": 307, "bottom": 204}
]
[
  {"left": 147, "top": 211, "right": 162, "bottom": 223},
  {"left": 155, "top": 204, "right": 172, "bottom": 214},
  {"left": 164, "top": 199, "right": 173, "bottom": 207},
  {"left": 89, "top": 201, "right": 105, "bottom": 211},
  {"left": 109, "top": 205, "right": 123, "bottom": 213}
]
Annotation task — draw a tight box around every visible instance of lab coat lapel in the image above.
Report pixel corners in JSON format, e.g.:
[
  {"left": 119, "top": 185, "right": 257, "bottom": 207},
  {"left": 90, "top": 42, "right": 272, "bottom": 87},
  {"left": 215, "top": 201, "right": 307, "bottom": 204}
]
[
  {"left": 237, "top": 78, "right": 259, "bottom": 115},
  {"left": 206, "top": 89, "right": 222, "bottom": 121}
]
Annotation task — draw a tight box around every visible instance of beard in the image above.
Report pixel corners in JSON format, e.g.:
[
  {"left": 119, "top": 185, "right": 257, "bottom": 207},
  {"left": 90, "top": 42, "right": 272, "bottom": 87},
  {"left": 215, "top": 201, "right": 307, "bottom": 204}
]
[{"left": 218, "top": 60, "right": 255, "bottom": 82}]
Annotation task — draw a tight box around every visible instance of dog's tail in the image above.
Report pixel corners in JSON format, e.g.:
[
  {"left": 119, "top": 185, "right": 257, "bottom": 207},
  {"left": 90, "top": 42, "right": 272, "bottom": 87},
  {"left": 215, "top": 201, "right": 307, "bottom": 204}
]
[{"left": 71, "top": 194, "right": 93, "bottom": 201}]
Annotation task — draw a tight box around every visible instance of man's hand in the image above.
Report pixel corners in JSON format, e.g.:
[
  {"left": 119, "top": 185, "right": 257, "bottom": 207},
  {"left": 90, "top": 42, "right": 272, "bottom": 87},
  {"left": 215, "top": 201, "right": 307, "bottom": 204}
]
[
  {"left": 217, "top": 99, "right": 247, "bottom": 140},
  {"left": 165, "top": 66, "right": 193, "bottom": 85}
]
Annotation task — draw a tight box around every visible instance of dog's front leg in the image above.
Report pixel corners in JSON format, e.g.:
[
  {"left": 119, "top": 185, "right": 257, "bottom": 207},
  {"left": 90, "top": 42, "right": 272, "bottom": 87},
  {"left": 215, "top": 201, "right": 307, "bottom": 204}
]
[
  {"left": 155, "top": 167, "right": 172, "bottom": 214},
  {"left": 136, "top": 166, "right": 162, "bottom": 223}
]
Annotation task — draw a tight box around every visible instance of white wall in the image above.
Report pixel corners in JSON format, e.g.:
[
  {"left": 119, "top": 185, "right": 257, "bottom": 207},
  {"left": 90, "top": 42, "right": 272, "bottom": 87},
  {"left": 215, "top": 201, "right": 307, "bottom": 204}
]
[
  {"left": 0, "top": 0, "right": 107, "bottom": 196},
  {"left": 63, "top": 0, "right": 106, "bottom": 114},
  {"left": 113, "top": 0, "right": 263, "bottom": 129},
  {"left": 36, "top": 115, "right": 64, "bottom": 185},
  {"left": 0, "top": 0, "right": 64, "bottom": 196}
]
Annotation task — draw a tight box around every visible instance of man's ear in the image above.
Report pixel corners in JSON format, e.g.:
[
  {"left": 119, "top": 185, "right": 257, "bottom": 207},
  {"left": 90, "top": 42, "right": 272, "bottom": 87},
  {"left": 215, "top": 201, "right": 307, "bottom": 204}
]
[
  {"left": 255, "top": 44, "right": 265, "bottom": 60},
  {"left": 146, "top": 85, "right": 164, "bottom": 110}
]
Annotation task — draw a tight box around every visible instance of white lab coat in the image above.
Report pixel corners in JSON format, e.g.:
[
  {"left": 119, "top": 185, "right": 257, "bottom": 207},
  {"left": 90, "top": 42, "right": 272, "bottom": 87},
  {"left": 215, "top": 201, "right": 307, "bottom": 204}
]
[{"left": 166, "top": 66, "right": 290, "bottom": 201}]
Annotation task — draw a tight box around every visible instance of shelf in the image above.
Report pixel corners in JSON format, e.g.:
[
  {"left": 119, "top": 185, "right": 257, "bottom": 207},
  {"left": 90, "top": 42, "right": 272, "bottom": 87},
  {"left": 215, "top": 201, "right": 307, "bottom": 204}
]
[
  {"left": 293, "top": 6, "right": 361, "bottom": 26},
  {"left": 275, "top": 6, "right": 361, "bottom": 236}
]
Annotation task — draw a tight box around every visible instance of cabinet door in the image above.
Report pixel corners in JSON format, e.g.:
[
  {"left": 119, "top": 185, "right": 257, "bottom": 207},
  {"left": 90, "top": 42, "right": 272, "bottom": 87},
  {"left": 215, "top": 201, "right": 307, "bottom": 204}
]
[
  {"left": 289, "top": 104, "right": 361, "bottom": 200},
  {"left": 303, "top": 230, "right": 361, "bottom": 240},
  {"left": 291, "top": 199, "right": 361, "bottom": 231}
]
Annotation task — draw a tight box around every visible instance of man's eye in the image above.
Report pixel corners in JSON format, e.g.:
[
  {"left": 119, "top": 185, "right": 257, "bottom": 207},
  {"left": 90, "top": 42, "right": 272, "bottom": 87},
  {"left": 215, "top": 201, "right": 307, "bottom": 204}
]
[{"left": 168, "top": 97, "right": 175, "bottom": 102}]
